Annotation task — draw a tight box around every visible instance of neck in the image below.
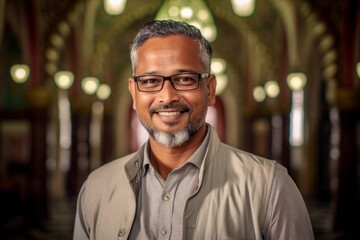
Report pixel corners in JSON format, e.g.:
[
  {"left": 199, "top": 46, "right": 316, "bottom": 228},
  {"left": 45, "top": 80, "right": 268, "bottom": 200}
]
[{"left": 149, "top": 124, "right": 207, "bottom": 180}]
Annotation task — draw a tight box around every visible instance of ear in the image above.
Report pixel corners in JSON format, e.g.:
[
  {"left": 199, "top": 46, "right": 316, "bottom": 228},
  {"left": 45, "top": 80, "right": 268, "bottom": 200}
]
[
  {"left": 128, "top": 77, "right": 137, "bottom": 110},
  {"left": 207, "top": 74, "right": 217, "bottom": 106}
]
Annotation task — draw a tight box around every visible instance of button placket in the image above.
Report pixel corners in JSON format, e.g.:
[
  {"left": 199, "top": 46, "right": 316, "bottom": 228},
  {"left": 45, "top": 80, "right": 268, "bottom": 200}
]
[
  {"left": 158, "top": 190, "right": 172, "bottom": 239},
  {"left": 157, "top": 172, "right": 180, "bottom": 240},
  {"left": 163, "top": 193, "right": 171, "bottom": 201}
]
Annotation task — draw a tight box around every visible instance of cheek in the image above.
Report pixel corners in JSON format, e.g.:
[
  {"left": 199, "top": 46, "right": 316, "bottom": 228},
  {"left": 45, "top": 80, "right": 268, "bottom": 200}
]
[
  {"left": 134, "top": 94, "right": 153, "bottom": 112},
  {"left": 187, "top": 93, "right": 208, "bottom": 113}
]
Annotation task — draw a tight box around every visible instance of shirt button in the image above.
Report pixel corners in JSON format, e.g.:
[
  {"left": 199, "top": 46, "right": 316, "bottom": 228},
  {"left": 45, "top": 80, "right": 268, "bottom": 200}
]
[
  {"left": 163, "top": 193, "right": 171, "bottom": 201},
  {"left": 118, "top": 228, "right": 126, "bottom": 237},
  {"left": 160, "top": 227, "right": 168, "bottom": 235}
]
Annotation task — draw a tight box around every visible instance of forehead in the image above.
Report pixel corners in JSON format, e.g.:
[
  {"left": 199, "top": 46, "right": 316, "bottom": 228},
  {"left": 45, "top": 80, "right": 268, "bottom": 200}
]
[{"left": 135, "top": 35, "right": 203, "bottom": 74}]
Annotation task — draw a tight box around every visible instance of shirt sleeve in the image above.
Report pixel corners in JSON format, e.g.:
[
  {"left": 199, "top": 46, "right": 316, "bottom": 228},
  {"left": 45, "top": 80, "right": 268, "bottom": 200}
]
[{"left": 262, "top": 163, "right": 315, "bottom": 240}]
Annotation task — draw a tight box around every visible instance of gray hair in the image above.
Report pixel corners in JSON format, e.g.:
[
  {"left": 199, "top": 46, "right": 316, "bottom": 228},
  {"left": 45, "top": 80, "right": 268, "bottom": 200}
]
[{"left": 130, "top": 19, "right": 212, "bottom": 74}]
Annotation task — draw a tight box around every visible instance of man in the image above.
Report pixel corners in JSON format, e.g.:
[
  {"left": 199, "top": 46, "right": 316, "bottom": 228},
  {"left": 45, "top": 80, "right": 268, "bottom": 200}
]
[{"left": 74, "top": 20, "right": 314, "bottom": 239}]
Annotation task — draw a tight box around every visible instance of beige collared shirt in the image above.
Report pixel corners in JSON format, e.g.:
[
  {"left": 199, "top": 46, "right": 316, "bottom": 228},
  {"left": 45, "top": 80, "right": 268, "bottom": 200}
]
[
  {"left": 74, "top": 125, "right": 314, "bottom": 240},
  {"left": 129, "top": 129, "right": 210, "bottom": 240}
]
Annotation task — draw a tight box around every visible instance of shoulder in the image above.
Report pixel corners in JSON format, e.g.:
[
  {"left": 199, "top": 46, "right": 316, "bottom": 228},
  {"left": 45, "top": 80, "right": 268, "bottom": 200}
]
[
  {"left": 91, "top": 153, "right": 135, "bottom": 176},
  {"left": 217, "top": 142, "right": 276, "bottom": 174},
  {"left": 75, "top": 153, "right": 141, "bottom": 238},
  {"left": 77, "top": 152, "right": 140, "bottom": 214},
  {"left": 84, "top": 152, "right": 138, "bottom": 190},
  {"left": 207, "top": 126, "right": 276, "bottom": 172},
  {"left": 270, "top": 162, "right": 301, "bottom": 200},
  {"left": 263, "top": 164, "right": 314, "bottom": 239}
]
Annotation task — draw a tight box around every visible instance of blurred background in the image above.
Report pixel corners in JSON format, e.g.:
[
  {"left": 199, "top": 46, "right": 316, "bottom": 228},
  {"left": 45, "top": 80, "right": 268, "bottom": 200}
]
[{"left": 0, "top": 0, "right": 359, "bottom": 239}]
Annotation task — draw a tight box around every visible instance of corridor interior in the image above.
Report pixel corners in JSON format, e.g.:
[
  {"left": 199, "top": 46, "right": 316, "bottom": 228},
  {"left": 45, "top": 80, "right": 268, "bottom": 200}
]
[{"left": 1, "top": 0, "right": 360, "bottom": 239}]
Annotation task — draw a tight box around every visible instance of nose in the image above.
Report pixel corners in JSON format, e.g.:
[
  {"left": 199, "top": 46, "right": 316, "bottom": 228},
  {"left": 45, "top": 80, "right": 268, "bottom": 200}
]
[{"left": 158, "top": 80, "right": 180, "bottom": 103}]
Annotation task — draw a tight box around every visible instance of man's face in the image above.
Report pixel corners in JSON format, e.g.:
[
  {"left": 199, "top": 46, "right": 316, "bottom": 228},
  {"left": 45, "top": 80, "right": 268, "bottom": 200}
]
[{"left": 128, "top": 35, "right": 216, "bottom": 147}]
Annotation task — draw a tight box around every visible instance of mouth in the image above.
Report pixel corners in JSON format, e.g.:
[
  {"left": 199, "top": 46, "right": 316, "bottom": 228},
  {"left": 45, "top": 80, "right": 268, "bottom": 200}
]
[
  {"left": 157, "top": 111, "right": 182, "bottom": 116},
  {"left": 150, "top": 103, "right": 189, "bottom": 115},
  {"left": 155, "top": 109, "right": 189, "bottom": 119},
  {"left": 150, "top": 104, "right": 190, "bottom": 123}
]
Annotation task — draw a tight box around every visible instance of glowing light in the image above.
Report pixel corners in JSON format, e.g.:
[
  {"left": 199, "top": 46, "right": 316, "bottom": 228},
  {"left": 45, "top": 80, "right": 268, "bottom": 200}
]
[
  {"left": 82, "top": 77, "right": 99, "bottom": 95},
  {"left": 180, "top": 6, "right": 193, "bottom": 19},
  {"left": 156, "top": 0, "right": 217, "bottom": 42},
  {"left": 96, "top": 83, "right": 111, "bottom": 100},
  {"left": 264, "top": 81, "right": 280, "bottom": 98},
  {"left": 289, "top": 107, "right": 304, "bottom": 146},
  {"left": 211, "top": 58, "right": 226, "bottom": 74},
  {"left": 289, "top": 90, "right": 305, "bottom": 146},
  {"left": 230, "top": 0, "right": 255, "bottom": 16},
  {"left": 103, "top": 0, "right": 127, "bottom": 15},
  {"left": 10, "top": 64, "right": 30, "bottom": 83},
  {"left": 253, "top": 86, "right": 266, "bottom": 102},
  {"left": 58, "top": 95, "right": 72, "bottom": 150},
  {"left": 211, "top": 58, "right": 228, "bottom": 95},
  {"left": 215, "top": 74, "right": 228, "bottom": 95},
  {"left": 356, "top": 62, "right": 360, "bottom": 79},
  {"left": 287, "top": 72, "right": 307, "bottom": 90},
  {"left": 54, "top": 71, "right": 74, "bottom": 89},
  {"left": 202, "top": 24, "right": 217, "bottom": 42}
]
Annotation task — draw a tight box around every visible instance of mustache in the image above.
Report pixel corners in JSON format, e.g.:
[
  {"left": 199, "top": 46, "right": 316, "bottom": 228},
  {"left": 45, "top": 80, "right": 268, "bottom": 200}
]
[{"left": 149, "top": 103, "right": 190, "bottom": 115}]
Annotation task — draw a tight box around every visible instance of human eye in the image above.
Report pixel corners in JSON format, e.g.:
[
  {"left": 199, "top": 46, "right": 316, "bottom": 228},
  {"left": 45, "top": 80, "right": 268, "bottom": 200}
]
[
  {"left": 173, "top": 74, "right": 197, "bottom": 86},
  {"left": 138, "top": 76, "right": 162, "bottom": 89}
]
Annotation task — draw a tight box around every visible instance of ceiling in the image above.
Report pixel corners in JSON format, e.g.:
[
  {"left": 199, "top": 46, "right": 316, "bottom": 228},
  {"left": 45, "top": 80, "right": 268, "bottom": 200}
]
[{"left": 0, "top": 0, "right": 355, "bottom": 114}]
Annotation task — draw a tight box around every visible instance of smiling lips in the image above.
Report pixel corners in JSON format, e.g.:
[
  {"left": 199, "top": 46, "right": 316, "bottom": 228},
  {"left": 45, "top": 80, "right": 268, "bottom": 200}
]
[
  {"left": 158, "top": 111, "right": 182, "bottom": 116},
  {"left": 152, "top": 105, "right": 190, "bottom": 124},
  {"left": 154, "top": 110, "right": 188, "bottom": 127},
  {"left": 155, "top": 110, "right": 188, "bottom": 122},
  {"left": 150, "top": 103, "right": 189, "bottom": 117}
]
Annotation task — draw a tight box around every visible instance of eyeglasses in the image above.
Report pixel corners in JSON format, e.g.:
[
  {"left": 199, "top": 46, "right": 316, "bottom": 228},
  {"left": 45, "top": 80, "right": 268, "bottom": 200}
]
[{"left": 133, "top": 72, "right": 209, "bottom": 92}]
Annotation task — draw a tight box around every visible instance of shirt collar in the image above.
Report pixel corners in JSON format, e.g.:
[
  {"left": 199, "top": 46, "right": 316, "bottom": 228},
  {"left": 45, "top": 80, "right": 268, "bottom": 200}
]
[{"left": 142, "top": 126, "right": 210, "bottom": 175}]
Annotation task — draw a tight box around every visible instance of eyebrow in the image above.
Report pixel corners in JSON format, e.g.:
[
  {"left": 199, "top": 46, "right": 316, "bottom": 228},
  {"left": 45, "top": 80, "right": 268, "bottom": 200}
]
[{"left": 137, "top": 69, "right": 199, "bottom": 76}]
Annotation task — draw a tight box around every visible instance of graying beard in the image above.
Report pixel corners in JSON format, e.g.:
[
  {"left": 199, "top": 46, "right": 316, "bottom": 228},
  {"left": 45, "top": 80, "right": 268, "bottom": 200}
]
[
  {"left": 147, "top": 123, "right": 200, "bottom": 147},
  {"left": 153, "top": 130, "right": 189, "bottom": 147}
]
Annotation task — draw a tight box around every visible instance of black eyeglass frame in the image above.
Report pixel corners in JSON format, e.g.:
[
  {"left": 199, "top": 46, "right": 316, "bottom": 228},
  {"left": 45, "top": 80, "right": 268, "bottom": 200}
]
[{"left": 133, "top": 72, "right": 209, "bottom": 92}]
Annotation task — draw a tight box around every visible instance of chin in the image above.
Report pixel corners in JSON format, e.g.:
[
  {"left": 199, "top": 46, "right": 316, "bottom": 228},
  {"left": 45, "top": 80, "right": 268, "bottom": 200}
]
[{"left": 152, "top": 122, "right": 203, "bottom": 147}]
